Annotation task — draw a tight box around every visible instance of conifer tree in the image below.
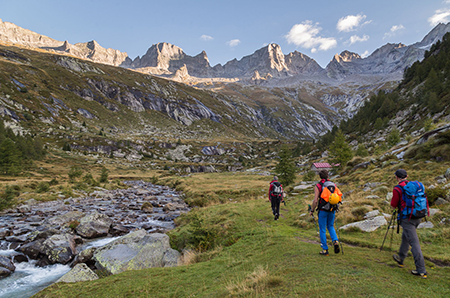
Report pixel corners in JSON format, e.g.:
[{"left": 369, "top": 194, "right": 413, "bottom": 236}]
[
  {"left": 329, "top": 130, "right": 353, "bottom": 168},
  {"left": 0, "top": 138, "right": 21, "bottom": 175},
  {"left": 274, "top": 145, "right": 296, "bottom": 186}
]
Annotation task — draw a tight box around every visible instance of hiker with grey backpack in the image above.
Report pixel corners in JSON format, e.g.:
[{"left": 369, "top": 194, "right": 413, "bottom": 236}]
[
  {"left": 390, "top": 169, "right": 429, "bottom": 279},
  {"left": 269, "top": 176, "right": 284, "bottom": 220}
]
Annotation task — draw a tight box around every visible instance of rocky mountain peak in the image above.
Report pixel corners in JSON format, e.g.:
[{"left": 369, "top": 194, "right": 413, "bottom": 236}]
[
  {"left": 336, "top": 50, "right": 361, "bottom": 62},
  {"left": 415, "top": 22, "right": 450, "bottom": 49}
]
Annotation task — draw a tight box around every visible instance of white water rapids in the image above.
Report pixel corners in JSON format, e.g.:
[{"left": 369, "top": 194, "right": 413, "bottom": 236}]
[{"left": 0, "top": 237, "right": 119, "bottom": 298}]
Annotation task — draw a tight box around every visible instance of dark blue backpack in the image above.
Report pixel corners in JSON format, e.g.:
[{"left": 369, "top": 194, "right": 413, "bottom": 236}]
[{"left": 395, "top": 181, "right": 429, "bottom": 220}]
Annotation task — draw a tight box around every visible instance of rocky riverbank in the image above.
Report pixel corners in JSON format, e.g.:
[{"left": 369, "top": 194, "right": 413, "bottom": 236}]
[{"left": 0, "top": 181, "right": 190, "bottom": 280}]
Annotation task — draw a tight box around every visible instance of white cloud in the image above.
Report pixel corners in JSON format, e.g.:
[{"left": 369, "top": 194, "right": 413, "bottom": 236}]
[
  {"left": 429, "top": 8, "right": 450, "bottom": 26},
  {"left": 285, "top": 21, "right": 337, "bottom": 52},
  {"left": 200, "top": 35, "right": 213, "bottom": 41},
  {"left": 383, "top": 24, "right": 405, "bottom": 39},
  {"left": 361, "top": 50, "right": 370, "bottom": 58},
  {"left": 349, "top": 34, "right": 369, "bottom": 45},
  {"left": 227, "top": 39, "right": 241, "bottom": 47},
  {"left": 337, "top": 14, "right": 367, "bottom": 32}
]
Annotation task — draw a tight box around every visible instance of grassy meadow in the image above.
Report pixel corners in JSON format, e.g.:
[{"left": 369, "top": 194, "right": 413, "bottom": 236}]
[{"left": 28, "top": 157, "right": 450, "bottom": 298}]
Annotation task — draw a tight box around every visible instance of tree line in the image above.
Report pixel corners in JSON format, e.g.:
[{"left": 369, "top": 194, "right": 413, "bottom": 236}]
[{"left": 0, "top": 119, "right": 46, "bottom": 175}]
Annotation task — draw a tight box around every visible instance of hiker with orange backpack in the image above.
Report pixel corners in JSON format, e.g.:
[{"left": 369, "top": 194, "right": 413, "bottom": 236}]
[
  {"left": 390, "top": 169, "right": 428, "bottom": 279},
  {"left": 309, "top": 170, "right": 342, "bottom": 256}
]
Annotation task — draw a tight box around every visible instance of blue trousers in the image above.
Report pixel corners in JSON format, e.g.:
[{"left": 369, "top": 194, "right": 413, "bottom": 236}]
[{"left": 318, "top": 210, "right": 338, "bottom": 250}]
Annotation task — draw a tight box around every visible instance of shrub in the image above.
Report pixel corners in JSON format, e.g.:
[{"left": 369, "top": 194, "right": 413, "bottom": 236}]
[
  {"left": 49, "top": 178, "right": 58, "bottom": 186},
  {"left": 351, "top": 206, "right": 369, "bottom": 221},
  {"left": 355, "top": 144, "right": 369, "bottom": 157},
  {"left": 83, "top": 173, "right": 99, "bottom": 187},
  {"left": 99, "top": 167, "right": 109, "bottom": 183},
  {"left": 427, "top": 186, "right": 448, "bottom": 205},
  {"left": 303, "top": 170, "right": 316, "bottom": 182},
  {"left": 68, "top": 166, "right": 83, "bottom": 182},
  {"left": 150, "top": 175, "right": 159, "bottom": 184},
  {"left": 68, "top": 220, "right": 80, "bottom": 230},
  {"left": 36, "top": 182, "right": 50, "bottom": 193},
  {"left": 0, "top": 186, "right": 16, "bottom": 210}
]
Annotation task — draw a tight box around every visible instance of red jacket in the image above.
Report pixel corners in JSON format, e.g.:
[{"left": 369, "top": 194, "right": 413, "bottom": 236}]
[
  {"left": 268, "top": 180, "right": 283, "bottom": 201},
  {"left": 391, "top": 180, "right": 408, "bottom": 210}
]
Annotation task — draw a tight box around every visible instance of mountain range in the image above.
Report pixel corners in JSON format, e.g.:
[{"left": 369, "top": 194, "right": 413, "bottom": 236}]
[
  {"left": 2, "top": 18, "right": 450, "bottom": 86},
  {"left": 1, "top": 19, "right": 450, "bottom": 140}
]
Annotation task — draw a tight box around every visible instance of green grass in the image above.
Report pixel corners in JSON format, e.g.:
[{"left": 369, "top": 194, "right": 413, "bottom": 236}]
[{"left": 35, "top": 192, "right": 450, "bottom": 298}]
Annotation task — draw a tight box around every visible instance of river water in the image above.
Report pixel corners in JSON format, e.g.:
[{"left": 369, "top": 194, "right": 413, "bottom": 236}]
[
  {"left": 0, "top": 181, "right": 188, "bottom": 298},
  {"left": 0, "top": 237, "right": 121, "bottom": 298}
]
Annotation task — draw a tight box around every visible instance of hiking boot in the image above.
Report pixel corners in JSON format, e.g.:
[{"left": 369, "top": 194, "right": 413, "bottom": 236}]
[
  {"left": 411, "top": 270, "right": 427, "bottom": 279},
  {"left": 393, "top": 255, "right": 404, "bottom": 268},
  {"left": 274, "top": 213, "right": 279, "bottom": 220},
  {"left": 319, "top": 249, "right": 329, "bottom": 256},
  {"left": 333, "top": 240, "right": 340, "bottom": 254}
]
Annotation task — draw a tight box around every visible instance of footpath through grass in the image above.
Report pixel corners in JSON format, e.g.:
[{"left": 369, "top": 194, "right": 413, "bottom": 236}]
[{"left": 35, "top": 191, "right": 450, "bottom": 298}]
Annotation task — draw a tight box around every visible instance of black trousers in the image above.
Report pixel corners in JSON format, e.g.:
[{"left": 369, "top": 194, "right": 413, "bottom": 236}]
[{"left": 271, "top": 196, "right": 281, "bottom": 215}]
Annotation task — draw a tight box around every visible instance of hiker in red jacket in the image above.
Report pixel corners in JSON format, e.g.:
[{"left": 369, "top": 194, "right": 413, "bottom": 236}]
[
  {"left": 390, "top": 169, "right": 427, "bottom": 279},
  {"left": 269, "top": 176, "right": 283, "bottom": 220}
]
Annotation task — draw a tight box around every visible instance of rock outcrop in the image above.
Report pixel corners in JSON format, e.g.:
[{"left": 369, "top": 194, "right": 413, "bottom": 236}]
[{"left": 93, "top": 230, "right": 180, "bottom": 275}]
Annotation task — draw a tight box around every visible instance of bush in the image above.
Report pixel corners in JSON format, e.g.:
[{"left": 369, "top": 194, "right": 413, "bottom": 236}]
[
  {"left": 83, "top": 173, "right": 99, "bottom": 187},
  {"left": 99, "top": 167, "right": 109, "bottom": 183},
  {"left": 68, "top": 166, "right": 83, "bottom": 182},
  {"left": 303, "top": 171, "right": 316, "bottom": 182},
  {"left": 351, "top": 206, "right": 369, "bottom": 221},
  {"left": 427, "top": 186, "right": 448, "bottom": 205},
  {"left": 49, "top": 178, "right": 59, "bottom": 186},
  {"left": 36, "top": 182, "right": 50, "bottom": 193},
  {"left": 68, "top": 220, "right": 80, "bottom": 230},
  {"left": 0, "top": 186, "right": 16, "bottom": 210}
]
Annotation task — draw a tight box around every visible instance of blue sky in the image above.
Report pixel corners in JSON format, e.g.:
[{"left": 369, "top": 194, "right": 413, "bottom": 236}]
[{"left": 2, "top": 0, "right": 450, "bottom": 67}]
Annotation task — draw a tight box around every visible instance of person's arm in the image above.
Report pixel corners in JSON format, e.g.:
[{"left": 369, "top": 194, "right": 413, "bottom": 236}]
[
  {"left": 391, "top": 187, "right": 401, "bottom": 209},
  {"left": 310, "top": 185, "right": 319, "bottom": 215},
  {"left": 268, "top": 183, "right": 272, "bottom": 201}
]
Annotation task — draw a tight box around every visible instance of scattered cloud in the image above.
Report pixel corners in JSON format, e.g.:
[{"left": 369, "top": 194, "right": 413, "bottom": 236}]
[
  {"left": 285, "top": 21, "right": 337, "bottom": 53},
  {"left": 200, "top": 35, "right": 213, "bottom": 41},
  {"left": 429, "top": 8, "right": 450, "bottom": 26},
  {"left": 227, "top": 39, "right": 241, "bottom": 47},
  {"left": 383, "top": 24, "right": 405, "bottom": 39},
  {"left": 361, "top": 50, "right": 370, "bottom": 58},
  {"left": 337, "top": 14, "right": 368, "bottom": 32},
  {"left": 348, "top": 34, "right": 369, "bottom": 45}
]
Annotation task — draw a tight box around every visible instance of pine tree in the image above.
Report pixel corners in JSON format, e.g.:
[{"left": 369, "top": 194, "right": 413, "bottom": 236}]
[
  {"left": 274, "top": 145, "right": 296, "bottom": 186},
  {"left": 329, "top": 130, "right": 353, "bottom": 168},
  {"left": 0, "top": 138, "right": 21, "bottom": 175}
]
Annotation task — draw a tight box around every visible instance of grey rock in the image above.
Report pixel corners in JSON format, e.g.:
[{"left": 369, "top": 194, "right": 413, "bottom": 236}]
[
  {"left": 0, "top": 266, "right": 12, "bottom": 278},
  {"left": 445, "top": 168, "right": 450, "bottom": 179},
  {"left": 93, "top": 231, "right": 178, "bottom": 275},
  {"left": 46, "top": 211, "right": 84, "bottom": 226},
  {"left": 57, "top": 263, "right": 98, "bottom": 283},
  {"left": 76, "top": 211, "right": 113, "bottom": 239},
  {"left": 418, "top": 222, "right": 434, "bottom": 229},
  {"left": 340, "top": 216, "right": 387, "bottom": 232},
  {"left": 17, "top": 239, "right": 45, "bottom": 259},
  {"left": 42, "top": 234, "right": 76, "bottom": 265},
  {"left": 17, "top": 205, "right": 31, "bottom": 213},
  {"left": 0, "top": 255, "right": 15, "bottom": 272},
  {"left": 434, "top": 198, "right": 448, "bottom": 205},
  {"left": 365, "top": 195, "right": 380, "bottom": 200},
  {"left": 429, "top": 208, "right": 441, "bottom": 216},
  {"left": 364, "top": 210, "right": 380, "bottom": 219}
]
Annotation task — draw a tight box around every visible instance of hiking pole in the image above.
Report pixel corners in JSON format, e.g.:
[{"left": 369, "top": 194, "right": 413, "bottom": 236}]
[
  {"left": 308, "top": 205, "right": 319, "bottom": 235},
  {"left": 380, "top": 210, "right": 397, "bottom": 251}
]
